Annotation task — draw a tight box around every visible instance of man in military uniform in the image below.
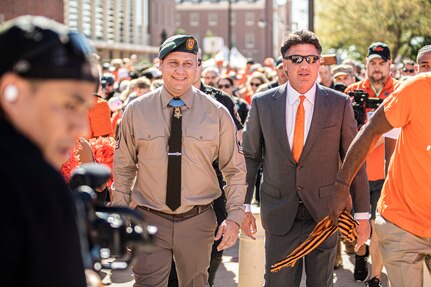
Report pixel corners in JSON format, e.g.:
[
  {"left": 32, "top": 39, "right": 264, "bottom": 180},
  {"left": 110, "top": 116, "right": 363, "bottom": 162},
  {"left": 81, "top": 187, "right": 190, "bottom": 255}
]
[
  {"left": 112, "top": 35, "right": 246, "bottom": 287},
  {"left": 195, "top": 50, "right": 243, "bottom": 286},
  {"left": 169, "top": 49, "right": 244, "bottom": 287},
  {"left": 0, "top": 16, "right": 99, "bottom": 287}
]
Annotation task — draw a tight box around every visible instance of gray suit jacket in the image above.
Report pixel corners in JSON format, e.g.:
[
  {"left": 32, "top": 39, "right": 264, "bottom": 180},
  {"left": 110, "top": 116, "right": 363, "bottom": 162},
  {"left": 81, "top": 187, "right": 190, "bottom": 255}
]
[{"left": 243, "top": 83, "right": 369, "bottom": 236}]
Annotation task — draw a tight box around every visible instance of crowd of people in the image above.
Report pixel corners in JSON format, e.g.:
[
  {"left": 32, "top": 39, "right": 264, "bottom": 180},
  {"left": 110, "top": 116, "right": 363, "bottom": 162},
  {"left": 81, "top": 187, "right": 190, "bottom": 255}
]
[{"left": 1, "top": 14, "right": 431, "bottom": 287}]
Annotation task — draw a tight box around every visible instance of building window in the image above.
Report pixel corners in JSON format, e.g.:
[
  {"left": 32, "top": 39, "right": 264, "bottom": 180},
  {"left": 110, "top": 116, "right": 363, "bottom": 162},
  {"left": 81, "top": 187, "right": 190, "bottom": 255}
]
[
  {"left": 230, "top": 12, "right": 236, "bottom": 26},
  {"left": 176, "top": 13, "right": 181, "bottom": 26},
  {"left": 208, "top": 13, "right": 217, "bottom": 26},
  {"left": 190, "top": 13, "right": 199, "bottom": 26},
  {"left": 245, "top": 12, "right": 254, "bottom": 26},
  {"left": 245, "top": 33, "right": 255, "bottom": 49}
]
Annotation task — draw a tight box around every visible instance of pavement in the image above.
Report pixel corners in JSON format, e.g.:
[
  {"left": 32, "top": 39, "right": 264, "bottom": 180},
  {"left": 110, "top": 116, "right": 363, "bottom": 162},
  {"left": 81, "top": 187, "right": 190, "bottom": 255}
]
[{"left": 102, "top": 239, "right": 392, "bottom": 287}]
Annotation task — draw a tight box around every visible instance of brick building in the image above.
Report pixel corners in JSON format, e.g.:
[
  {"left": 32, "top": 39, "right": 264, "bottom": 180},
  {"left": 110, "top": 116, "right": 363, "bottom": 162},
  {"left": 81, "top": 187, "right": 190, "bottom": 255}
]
[
  {"left": 0, "top": 0, "right": 160, "bottom": 62},
  {"left": 175, "top": 0, "right": 292, "bottom": 63}
]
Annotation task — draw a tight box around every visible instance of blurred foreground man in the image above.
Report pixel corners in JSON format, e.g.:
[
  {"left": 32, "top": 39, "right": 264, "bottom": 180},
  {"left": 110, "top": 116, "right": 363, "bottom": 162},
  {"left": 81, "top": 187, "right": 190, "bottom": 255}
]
[
  {"left": 0, "top": 16, "right": 99, "bottom": 286},
  {"left": 113, "top": 35, "right": 246, "bottom": 287}
]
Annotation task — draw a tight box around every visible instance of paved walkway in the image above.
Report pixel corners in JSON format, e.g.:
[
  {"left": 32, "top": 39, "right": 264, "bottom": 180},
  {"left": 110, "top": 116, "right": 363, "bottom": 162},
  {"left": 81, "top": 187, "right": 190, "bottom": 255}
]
[{"left": 104, "top": 240, "right": 393, "bottom": 286}]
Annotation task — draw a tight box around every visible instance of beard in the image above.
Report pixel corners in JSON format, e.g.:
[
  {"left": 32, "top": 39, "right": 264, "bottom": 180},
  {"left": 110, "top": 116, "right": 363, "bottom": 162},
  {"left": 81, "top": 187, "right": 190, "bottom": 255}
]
[{"left": 368, "top": 72, "right": 387, "bottom": 85}]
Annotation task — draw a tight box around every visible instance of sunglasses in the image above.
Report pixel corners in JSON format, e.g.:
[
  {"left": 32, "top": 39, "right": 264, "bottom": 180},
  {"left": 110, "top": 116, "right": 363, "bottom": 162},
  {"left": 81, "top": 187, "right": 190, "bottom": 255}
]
[
  {"left": 198, "top": 59, "right": 202, "bottom": 67},
  {"left": 250, "top": 82, "right": 262, "bottom": 87},
  {"left": 402, "top": 67, "right": 415, "bottom": 73},
  {"left": 284, "top": 55, "right": 320, "bottom": 64},
  {"left": 218, "top": 84, "right": 232, "bottom": 89}
]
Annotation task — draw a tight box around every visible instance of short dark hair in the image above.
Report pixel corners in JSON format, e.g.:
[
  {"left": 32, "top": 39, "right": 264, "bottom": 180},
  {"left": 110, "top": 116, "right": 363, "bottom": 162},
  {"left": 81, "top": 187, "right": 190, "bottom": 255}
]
[
  {"left": 217, "top": 75, "right": 234, "bottom": 87},
  {"left": 280, "top": 30, "right": 322, "bottom": 58}
]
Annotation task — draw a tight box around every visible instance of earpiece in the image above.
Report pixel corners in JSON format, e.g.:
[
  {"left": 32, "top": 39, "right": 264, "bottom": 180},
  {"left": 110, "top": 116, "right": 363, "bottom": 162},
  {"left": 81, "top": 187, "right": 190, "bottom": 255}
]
[{"left": 4, "top": 85, "right": 18, "bottom": 103}]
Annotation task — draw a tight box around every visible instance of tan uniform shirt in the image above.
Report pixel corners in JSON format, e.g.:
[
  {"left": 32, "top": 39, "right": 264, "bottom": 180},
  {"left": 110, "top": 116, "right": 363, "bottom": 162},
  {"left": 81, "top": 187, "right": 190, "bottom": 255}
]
[{"left": 113, "top": 86, "right": 246, "bottom": 225}]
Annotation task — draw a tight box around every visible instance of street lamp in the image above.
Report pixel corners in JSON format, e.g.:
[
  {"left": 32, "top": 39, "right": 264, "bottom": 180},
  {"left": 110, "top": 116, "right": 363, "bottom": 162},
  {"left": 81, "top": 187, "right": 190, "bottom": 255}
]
[
  {"left": 308, "top": 0, "right": 314, "bottom": 31},
  {"left": 227, "top": 0, "right": 232, "bottom": 66}
]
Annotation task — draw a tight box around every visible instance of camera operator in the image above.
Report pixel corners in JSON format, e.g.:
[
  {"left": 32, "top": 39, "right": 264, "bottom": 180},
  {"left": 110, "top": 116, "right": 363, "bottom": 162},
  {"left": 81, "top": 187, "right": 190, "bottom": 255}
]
[
  {"left": 345, "top": 42, "right": 401, "bottom": 287},
  {"left": 0, "top": 16, "right": 98, "bottom": 287}
]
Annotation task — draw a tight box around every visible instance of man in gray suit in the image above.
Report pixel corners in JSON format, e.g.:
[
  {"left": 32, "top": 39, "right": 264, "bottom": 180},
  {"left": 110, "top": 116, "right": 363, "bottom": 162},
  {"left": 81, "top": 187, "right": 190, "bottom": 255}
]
[{"left": 241, "top": 30, "right": 371, "bottom": 286}]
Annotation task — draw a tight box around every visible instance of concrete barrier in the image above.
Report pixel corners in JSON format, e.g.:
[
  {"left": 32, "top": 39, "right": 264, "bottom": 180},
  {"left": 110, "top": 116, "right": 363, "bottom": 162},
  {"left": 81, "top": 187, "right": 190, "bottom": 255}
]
[{"left": 238, "top": 205, "right": 265, "bottom": 287}]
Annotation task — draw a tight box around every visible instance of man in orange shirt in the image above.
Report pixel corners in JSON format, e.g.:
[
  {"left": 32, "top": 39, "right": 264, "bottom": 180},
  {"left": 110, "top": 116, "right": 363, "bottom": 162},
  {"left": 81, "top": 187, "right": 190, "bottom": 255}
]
[
  {"left": 329, "top": 72, "right": 431, "bottom": 287},
  {"left": 345, "top": 42, "right": 401, "bottom": 286}
]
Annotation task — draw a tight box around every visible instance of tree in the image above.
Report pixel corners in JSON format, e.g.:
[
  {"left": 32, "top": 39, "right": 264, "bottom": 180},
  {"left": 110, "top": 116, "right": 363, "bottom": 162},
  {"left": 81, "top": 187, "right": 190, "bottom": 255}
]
[{"left": 315, "top": 0, "right": 431, "bottom": 61}]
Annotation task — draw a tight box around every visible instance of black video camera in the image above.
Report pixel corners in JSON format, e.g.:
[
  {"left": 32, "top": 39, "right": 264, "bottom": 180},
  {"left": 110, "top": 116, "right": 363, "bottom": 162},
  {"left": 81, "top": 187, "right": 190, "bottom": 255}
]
[
  {"left": 70, "top": 163, "right": 156, "bottom": 271},
  {"left": 348, "top": 89, "right": 383, "bottom": 129}
]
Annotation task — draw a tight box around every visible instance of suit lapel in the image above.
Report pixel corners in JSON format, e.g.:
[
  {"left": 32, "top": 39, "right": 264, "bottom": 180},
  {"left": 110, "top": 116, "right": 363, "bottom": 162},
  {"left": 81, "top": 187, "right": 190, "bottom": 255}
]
[
  {"left": 271, "top": 84, "right": 296, "bottom": 164},
  {"left": 300, "top": 85, "right": 329, "bottom": 161}
]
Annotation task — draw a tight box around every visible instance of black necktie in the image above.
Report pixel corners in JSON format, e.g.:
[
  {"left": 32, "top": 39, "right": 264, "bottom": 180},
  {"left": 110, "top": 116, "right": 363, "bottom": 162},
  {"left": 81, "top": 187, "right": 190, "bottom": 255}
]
[{"left": 166, "top": 98, "right": 185, "bottom": 211}]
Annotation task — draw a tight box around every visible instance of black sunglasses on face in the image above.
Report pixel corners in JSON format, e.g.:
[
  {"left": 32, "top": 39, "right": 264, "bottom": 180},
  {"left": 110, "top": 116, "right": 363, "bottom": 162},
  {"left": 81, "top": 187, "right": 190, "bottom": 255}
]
[
  {"left": 218, "top": 84, "right": 231, "bottom": 89},
  {"left": 402, "top": 67, "right": 415, "bottom": 73},
  {"left": 250, "top": 82, "right": 262, "bottom": 87},
  {"left": 198, "top": 59, "right": 202, "bottom": 67},
  {"left": 284, "top": 55, "right": 320, "bottom": 64}
]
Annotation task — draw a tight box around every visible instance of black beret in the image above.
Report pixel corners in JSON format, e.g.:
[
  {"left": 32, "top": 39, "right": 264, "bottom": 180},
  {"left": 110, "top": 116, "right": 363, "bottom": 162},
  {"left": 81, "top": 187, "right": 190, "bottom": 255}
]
[
  {"left": 159, "top": 35, "right": 199, "bottom": 60},
  {"left": 0, "top": 15, "right": 98, "bottom": 82}
]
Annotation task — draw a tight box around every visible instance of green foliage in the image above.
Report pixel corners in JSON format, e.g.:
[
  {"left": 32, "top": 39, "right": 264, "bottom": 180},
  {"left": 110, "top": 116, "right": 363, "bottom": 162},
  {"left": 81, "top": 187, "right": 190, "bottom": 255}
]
[{"left": 316, "top": 0, "right": 431, "bottom": 62}]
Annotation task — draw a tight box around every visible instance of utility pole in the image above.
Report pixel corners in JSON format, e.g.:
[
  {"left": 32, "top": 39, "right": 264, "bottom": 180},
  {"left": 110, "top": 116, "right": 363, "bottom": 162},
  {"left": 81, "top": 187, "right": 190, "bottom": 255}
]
[
  {"left": 227, "top": 0, "right": 232, "bottom": 66},
  {"left": 308, "top": 0, "right": 314, "bottom": 31}
]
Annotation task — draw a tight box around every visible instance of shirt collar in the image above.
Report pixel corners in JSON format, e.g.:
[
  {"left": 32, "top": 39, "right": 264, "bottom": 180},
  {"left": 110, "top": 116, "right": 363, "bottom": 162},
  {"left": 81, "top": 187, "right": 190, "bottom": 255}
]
[
  {"left": 161, "top": 86, "right": 194, "bottom": 109},
  {"left": 287, "top": 81, "right": 316, "bottom": 105}
]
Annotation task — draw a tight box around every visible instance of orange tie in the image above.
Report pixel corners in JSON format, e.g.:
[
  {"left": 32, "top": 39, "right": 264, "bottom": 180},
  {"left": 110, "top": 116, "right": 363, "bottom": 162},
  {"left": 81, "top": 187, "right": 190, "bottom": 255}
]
[{"left": 292, "top": 95, "right": 305, "bottom": 162}]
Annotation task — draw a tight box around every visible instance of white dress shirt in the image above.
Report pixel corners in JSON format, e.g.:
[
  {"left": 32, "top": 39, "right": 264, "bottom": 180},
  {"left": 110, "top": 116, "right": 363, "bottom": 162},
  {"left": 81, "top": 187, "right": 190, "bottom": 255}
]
[{"left": 286, "top": 82, "right": 316, "bottom": 151}]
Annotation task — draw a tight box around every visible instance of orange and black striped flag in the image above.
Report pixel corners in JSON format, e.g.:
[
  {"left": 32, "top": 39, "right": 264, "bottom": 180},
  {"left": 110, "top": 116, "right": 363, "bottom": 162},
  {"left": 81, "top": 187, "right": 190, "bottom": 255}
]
[{"left": 270, "top": 210, "right": 358, "bottom": 272}]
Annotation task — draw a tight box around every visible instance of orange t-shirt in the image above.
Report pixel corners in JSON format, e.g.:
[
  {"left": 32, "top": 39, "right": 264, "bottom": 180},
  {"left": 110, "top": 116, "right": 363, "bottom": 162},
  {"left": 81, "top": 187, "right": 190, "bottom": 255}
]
[
  {"left": 378, "top": 73, "right": 431, "bottom": 238},
  {"left": 346, "top": 77, "right": 401, "bottom": 180}
]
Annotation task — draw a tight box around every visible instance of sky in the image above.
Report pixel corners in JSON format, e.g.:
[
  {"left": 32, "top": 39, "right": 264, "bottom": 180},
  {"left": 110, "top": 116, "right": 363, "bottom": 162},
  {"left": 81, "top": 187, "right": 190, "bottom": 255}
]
[{"left": 290, "top": 0, "right": 309, "bottom": 30}]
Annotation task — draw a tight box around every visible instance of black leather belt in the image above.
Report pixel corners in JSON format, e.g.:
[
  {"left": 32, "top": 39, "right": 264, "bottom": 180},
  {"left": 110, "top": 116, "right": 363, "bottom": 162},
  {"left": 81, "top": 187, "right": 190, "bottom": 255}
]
[{"left": 138, "top": 204, "right": 212, "bottom": 222}]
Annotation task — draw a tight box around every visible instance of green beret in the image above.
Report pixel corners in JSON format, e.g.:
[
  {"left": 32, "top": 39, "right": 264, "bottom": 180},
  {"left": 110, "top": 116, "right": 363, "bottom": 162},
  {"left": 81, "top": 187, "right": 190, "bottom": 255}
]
[{"left": 159, "top": 35, "right": 199, "bottom": 60}]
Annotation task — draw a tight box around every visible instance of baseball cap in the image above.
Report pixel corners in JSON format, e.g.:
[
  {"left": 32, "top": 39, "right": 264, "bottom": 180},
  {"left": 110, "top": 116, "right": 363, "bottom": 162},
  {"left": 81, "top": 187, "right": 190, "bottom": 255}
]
[
  {"left": 0, "top": 15, "right": 98, "bottom": 82},
  {"left": 367, "top": 42, "right": 391, "bottom": 61},
  {"left": 159, "top": 35, "right": 198, "bottom": 60},
  {"left": 100, "top": 73, "right": 115, "bottom": 89},
  {"left": 332, "top": 64, "right": 354, "bottom": 78}
]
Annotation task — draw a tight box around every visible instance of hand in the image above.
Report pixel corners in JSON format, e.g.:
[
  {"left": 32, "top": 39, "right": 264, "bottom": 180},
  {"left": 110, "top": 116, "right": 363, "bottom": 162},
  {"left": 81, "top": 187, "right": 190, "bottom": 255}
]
[
  {"left": 328, "top": 181, "right": 352, "bottom": 225},
  {"left": 215, "top": 220, "right": 240, "bottom": 251},
  {"left": 355, "top": 219, "right": 371, "bottom": 252},
  {"left": 240, "top": 212, "right": 257, "bottom": 240},
  {"left": 85, "top": 269, "right": 101, "bottom": 287}
]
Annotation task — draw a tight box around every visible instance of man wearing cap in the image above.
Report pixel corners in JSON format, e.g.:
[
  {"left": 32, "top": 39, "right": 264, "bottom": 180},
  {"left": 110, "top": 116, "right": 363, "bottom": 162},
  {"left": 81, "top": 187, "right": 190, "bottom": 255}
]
[
  {"left": 332, "top": 64, "right": 356, "bottom": 88},
  {"left": 256, "top": 60, "right": 289, "bottom": 93},
  {"left": 112, "top": 35, "right": 246, "bottom": 287},
  {"left": 0, "top": 16, "right": 99, "bottom": 286},
  {"left": 345, "top": 42, "right": 401, "bottom": 286}
]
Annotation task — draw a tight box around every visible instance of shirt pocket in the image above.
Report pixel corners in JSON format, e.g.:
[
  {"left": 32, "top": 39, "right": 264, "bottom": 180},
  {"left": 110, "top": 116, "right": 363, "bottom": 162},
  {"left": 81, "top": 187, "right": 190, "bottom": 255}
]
[
  {"left": 135, "top": 127, "right": 166, "bottom": 160},
  {"left": 183, "top": 126, "right": 218, "bottom": 163}
]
